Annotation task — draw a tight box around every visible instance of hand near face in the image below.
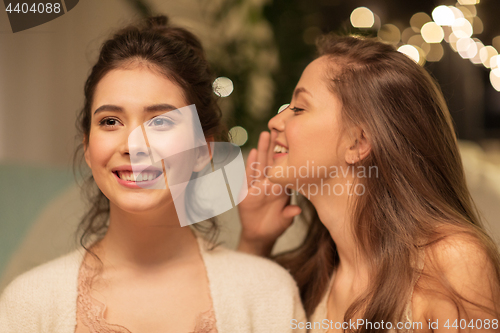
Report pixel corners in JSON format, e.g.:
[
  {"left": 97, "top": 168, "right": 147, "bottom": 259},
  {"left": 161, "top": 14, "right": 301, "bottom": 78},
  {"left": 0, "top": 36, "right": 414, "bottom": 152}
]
[{"left": 237, "top": 131, "right": 301, "bottom": 257}]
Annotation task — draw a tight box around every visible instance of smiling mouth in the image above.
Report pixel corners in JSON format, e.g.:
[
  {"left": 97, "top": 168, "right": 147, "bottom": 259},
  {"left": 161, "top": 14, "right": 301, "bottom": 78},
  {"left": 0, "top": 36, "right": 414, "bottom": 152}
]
[{"left": 114, "top": 170, "right": 162, "bottom": 182}]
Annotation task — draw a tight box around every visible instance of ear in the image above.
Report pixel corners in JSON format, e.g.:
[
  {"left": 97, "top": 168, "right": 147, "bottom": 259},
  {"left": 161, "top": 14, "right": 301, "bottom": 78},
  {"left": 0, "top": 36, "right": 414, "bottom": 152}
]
[
  {"left": 193, "top": 136, "right": 214, "bottom": 172},
  {"left": 345, "top": 128, "right": 371, "bottom": 164},
  {"left": 83, "top": 135, "right": 92, "bottom": 169}
]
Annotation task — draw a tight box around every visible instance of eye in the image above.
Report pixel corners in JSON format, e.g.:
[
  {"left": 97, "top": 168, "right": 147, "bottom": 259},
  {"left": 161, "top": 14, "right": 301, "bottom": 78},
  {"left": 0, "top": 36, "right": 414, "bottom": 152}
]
[
  {"left": 148, "top": 116, "right": 175, "bottom": 129},
  {"left": 290, "top": 106, "right": 304, "bottom": 114},
  {"left": 99, "top": 117, "right": 121, "bottom": 127}
]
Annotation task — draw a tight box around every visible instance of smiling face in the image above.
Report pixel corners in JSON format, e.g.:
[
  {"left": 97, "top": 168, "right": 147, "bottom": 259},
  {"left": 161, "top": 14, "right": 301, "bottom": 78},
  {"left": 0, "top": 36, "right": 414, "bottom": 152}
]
[
  {"left": 84, "top": 65, "right": 201, "bottom": 215},
  {"left": 267, "top": 56, "right": 359, "bottom": 194}
]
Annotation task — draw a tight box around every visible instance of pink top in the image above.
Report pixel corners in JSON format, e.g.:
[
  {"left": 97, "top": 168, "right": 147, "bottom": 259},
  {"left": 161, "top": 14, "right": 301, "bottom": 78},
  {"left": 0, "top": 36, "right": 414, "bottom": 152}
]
[{"left": 74, "top": 252, "right": 217, "bottom": 333}]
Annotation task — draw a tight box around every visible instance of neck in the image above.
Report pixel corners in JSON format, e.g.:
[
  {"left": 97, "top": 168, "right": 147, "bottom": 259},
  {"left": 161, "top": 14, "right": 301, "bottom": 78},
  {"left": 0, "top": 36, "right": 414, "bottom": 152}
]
[
  {"left": 95, "top": 201, "right": 199, "bottom": 271},
  {"left": 307, "top": 177, "right": 370, "bottom": 280}
]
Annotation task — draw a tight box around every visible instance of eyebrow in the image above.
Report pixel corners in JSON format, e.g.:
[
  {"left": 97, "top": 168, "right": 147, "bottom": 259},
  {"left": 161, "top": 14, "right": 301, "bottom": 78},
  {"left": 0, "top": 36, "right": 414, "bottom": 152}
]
[
  {"left": 293, "top": 87, "right": 313, "bottom": 99},
  {"left": 93, "top": 103, "right": 179, "bottom": 115}
]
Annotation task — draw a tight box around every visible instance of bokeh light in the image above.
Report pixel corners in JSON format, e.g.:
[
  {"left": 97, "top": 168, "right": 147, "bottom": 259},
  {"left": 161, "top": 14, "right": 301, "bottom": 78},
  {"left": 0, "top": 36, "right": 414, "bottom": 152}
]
[
  {"left": 489, "top": 68, "right": 500, "bottom": 91},
  {"left": 492, "top": 36, "right": 500, "bottom": 52},
  {"left": 457, "top": 37, "right": 477, "bottom": 58},
  {"left": 213, "top": 77, "right": 234, "bottom": 97},
  {"left": 432, "top": 6, "right": 455, "bottom": 26},
  {"left": 457, "top": 0, "right": 480, "bottom": 4},
  {"left": 378, "top": 24, "right": 401, "bottom": 45},
  {"left": 410, "top": 12, "right": 432, "bottom": 33},
  {"left": 449, "top": 6, "right": 465, "bottom": 20},
  {"left": 402, "top": 27, "right": 416, "bottom": 44},
  {"left": 480, "top": 46, "right": 498, "bottom": 68},
  {"left": 398, "top": 44, "right": 420, "bottom": 64},
  {"left": 470, "top": 40, "right": 485, "bottom": 64},
  {"left": 472, "top": 17, "right": 484, "bottom": 34},
  {"left": 452, "top": 18, "right": 473, "bottom": 38},
  {"left": 421, "top": 22, "right": 444, "bottom": 43},
  {"left": 350, "top": 7, "right": 375, "bottom": 28},
  {"left": 449, "top": 32, "right": 460, "bottom": 51},
  {"left": 229, "top": 126, "right": 248, "bottom": 146},
  {"left": 426, "top": 43, "right": 445, "bottom": 62}
]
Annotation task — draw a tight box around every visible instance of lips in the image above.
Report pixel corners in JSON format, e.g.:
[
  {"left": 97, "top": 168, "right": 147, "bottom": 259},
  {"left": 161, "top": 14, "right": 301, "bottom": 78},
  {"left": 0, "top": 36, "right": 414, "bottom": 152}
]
[
  {"left": 111, "top": 165, "right": 164, "bottom": 188},
  {"left": 273, "top": 140, "right": 289, "bottom": 155}
]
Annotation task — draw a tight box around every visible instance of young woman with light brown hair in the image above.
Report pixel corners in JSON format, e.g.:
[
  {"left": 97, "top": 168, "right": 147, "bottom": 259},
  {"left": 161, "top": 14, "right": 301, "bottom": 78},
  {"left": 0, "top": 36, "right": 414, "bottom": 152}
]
[{"left": 238, "top": 35, "right": 500, "bottom": 332}]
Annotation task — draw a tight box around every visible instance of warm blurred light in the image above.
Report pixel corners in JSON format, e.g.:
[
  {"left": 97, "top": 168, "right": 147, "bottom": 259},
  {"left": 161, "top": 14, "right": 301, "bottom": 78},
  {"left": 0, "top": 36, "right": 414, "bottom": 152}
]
[
  {"left": 443, "top": 26, "right": 453, "bottom": 42},
  {"left": 480, "top": 46, "right": 498, "bottom": 68},
  {"left": 489, "top": 69, "right": 500, "bottom": 92},
  {"left": 457, "top": 37, "right": 477, "bottom": 58},
  {"left": 432, "top": 6, "right": 455, "bottom": 26},
  {"left": 407, "top": 34, "right": 431, "bottom": 58},
  {"left": 303, "top": 26, "right": 322, "bottom": 45},
  {"left": 213, "top": 77, "right": 234, "bottom": 97},
  {"left": 229, "top": 126, "right": 248, "bottom": 146},
  {"left": 449, "top": 32, "right": 460, "bottom": 52},
  {"left": 277, "top": 104, "right": 290, "bottom": 114},
  {"left": 421, "top": 22, "right": 444, "bottom": 43},
  {"left": 373, "top": 14, "right": 382, "bottom": 31},
  {"left": 427, "top": 43, "right": 445, "bottom": 62},
  {"left": 492, "top": 36, "right": 500, "bottom": 52},
  {"left": 350, "top": 7, "right": 375, "bottom": 28},
  {"left": 408, "top": 34, "right": 425, "bottom": 47},
  {"left": 490, "top": 55, "right": 499, "bottom": 69},
  {"left": 470, "top": 40, "right": 484, "bottom": 64},
  {"left": 452, "top": 18, "right": 473, "bottom": 38},
  {"left": 456, "top": 5, "right": 474, "bottom": 21},
  {"left": 460, "top": 4, "right": 477, "bottom": 16},
  {"left": 473, "top": 17, "right": 483, "bottom": 34},
  {"left": 449, "top": 6, "right": 465, "bottom": 20},
  {"left": 457, "top": 0, "right": 479, "bottom": 4},
  {"left": 378, "top": 24, "right": 401, "bottom": 44},
  {"left": 398, "top": 45, "right": 420, "bottom": 64},
  {"left": 402, "top": 27, "right": 416, "bottom": 44},
  {"left": 416, "top": 46, "right": 427, "bottom": 66},
  {"left": 410, "top": 12, "right": 432, "bottom": 33}
]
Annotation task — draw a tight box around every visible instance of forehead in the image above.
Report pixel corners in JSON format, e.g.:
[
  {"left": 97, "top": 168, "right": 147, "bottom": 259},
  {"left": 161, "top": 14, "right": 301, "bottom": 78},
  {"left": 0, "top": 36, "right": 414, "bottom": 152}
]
[
  {"left": 296, "top": 56, "right": 341, "bottom": 104},
  {"left": 92, "top": 67, "right": 187, "bottom": 110}
]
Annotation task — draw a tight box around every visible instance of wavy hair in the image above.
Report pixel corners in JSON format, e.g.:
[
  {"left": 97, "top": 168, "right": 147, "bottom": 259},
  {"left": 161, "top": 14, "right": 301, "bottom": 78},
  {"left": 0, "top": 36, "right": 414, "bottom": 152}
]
[
  {"left": 277, "top": 35, "right": 500, "bottom": 329},
  {"left": 73, "top": 15, "right": 227, "bottom": 252}
]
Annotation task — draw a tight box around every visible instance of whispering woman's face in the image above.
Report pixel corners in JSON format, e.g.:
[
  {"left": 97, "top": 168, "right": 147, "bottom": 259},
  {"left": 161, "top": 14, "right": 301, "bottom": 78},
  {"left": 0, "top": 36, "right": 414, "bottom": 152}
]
[
  {"left": 84, "top": 66, "right": 200, "bottom": 216},
  {"left": 267, "top": 56, "right": 358, "bottom": 199}
]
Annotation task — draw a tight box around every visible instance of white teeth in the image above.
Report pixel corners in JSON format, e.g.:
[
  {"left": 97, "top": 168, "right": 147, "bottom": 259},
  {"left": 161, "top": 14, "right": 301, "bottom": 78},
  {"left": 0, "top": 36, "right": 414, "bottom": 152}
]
[
  {"left": 274, "top": 144, "right": 288, "bottom": 153},
  {"left": 116, "top": 171, "right": 161, "bottom": 182}
]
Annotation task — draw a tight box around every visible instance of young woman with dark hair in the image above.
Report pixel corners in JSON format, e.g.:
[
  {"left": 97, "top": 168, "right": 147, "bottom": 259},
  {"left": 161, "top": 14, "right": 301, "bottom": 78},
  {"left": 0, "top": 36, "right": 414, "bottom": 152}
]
[
  {"left": 0, "top": 15, "right": 305, "bottom": 333},
  {"left": 238, "top": 35, "right": 500, "bottom": 332}
]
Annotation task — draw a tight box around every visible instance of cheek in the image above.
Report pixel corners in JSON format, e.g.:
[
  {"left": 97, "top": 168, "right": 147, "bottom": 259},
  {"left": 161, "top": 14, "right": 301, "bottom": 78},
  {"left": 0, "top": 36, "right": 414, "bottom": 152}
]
[
  {"left": 287, "top": 118, "right": 340, "bottom": 167},
  {"left": 87, "top": 133, "right": 119, "bottom": 169}
]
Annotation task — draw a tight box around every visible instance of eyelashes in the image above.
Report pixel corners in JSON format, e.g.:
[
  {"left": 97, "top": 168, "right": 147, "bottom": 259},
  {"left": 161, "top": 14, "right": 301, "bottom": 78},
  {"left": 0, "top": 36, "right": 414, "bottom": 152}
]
[
  {"left": 290, "top": 106, "right": 304, "bottom": 113},
  {"left": 97, "top": 116, "right": 175, "bottom": 129},
  {"left": 99, "top": 117, "right": 121, "bottom": 127}
]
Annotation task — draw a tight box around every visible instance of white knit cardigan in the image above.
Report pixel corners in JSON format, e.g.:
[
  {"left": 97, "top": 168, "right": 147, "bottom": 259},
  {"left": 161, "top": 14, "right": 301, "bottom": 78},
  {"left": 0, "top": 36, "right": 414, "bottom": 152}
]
[{"left": 0, "top": 237, "right": 306, "bottom": 333}]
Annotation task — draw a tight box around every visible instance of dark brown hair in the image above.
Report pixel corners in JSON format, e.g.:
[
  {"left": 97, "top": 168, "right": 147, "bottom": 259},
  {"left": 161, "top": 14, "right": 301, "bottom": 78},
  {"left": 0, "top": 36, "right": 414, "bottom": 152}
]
[
  {"left": 277, "top": 35, "right": 500, "bottom": 329},
  {"left": 73, "top": 15, "right": 227, "bottom": 250}
]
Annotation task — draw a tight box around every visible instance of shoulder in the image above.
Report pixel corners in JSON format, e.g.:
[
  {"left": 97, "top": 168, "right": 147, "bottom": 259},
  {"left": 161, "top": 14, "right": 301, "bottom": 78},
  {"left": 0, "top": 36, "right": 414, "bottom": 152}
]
[
  {"left": 0, "top": 249, "right": 84, "bottom": 330},
  {"left": 418, "top": 229, "right": 500, "bottom": 321},
  {"left": 1, "top": 249, "right": 83, "bottom": 297}
]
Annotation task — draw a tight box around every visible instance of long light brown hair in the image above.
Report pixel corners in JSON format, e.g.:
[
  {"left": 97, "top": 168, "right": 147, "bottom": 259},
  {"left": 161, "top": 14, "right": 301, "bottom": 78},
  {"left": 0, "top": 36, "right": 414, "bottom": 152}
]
[{"left": 277, "top": 35, "right": 500, "bottom": 329}]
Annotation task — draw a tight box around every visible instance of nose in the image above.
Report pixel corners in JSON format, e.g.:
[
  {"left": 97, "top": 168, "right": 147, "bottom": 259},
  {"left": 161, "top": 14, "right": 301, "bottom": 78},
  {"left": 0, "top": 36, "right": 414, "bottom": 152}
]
[
  {"left": 127, "top": 125, "right": 150, "bottom": 160},
  {"left": 268, "top": 104, "right": 289, "bottom": 133}
]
